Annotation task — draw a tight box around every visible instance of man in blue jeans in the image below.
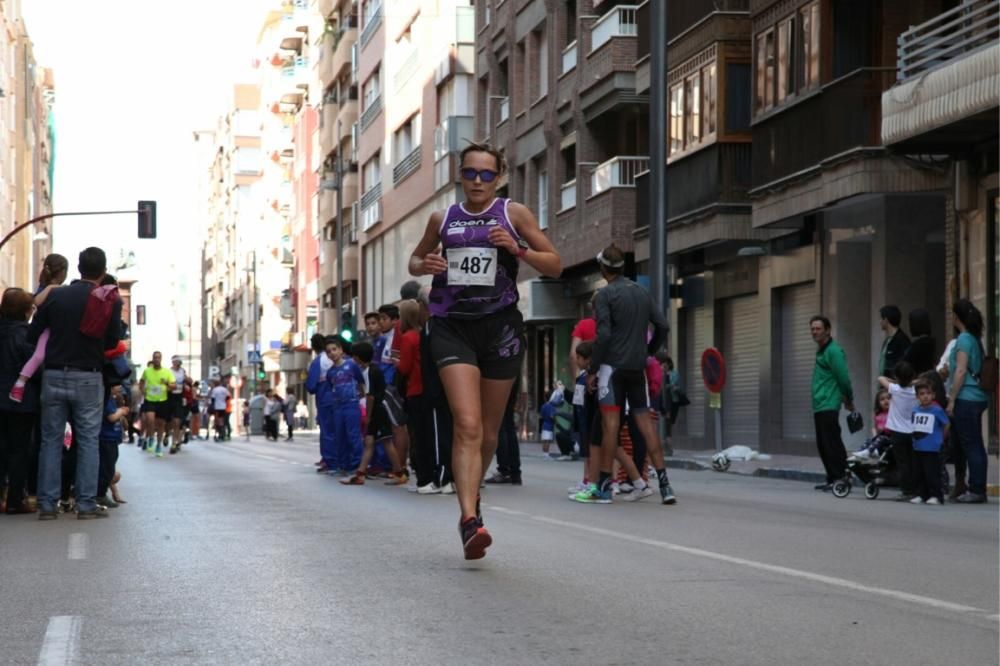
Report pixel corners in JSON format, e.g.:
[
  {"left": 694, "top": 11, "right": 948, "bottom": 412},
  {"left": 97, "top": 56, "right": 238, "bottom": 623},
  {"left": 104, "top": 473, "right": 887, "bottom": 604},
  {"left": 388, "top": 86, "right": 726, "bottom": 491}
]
[{"left": 29, "top": 247, "right": 122, "bottom": 520}]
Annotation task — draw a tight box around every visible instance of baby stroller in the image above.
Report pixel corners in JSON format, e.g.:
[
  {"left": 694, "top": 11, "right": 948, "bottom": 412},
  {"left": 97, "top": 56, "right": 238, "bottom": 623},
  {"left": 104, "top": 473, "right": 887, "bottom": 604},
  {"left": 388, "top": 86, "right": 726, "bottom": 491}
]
[{"left": 833, "top": 434, "right": 899, "bottom": 500}]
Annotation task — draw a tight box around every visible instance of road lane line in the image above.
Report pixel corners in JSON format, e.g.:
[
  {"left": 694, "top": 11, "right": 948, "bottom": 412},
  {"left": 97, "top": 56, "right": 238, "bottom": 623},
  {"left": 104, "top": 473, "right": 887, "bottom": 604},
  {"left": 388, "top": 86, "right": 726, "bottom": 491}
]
[
  {"left": 66, "top": 534, "right": 88, "bottom": 561},
  {"left": 489, "top": 505, "right": 996, "bottom": 620},
  {"left": 37, "top": 616, "right": 81, "bottom": 666}
]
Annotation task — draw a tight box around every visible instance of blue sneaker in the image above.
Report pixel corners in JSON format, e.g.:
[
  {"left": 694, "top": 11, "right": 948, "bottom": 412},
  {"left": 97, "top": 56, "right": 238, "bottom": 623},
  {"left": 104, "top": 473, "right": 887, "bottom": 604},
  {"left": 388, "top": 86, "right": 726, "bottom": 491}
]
[{"left": 572, "top": 484, "right": 612, "bottom": 504}]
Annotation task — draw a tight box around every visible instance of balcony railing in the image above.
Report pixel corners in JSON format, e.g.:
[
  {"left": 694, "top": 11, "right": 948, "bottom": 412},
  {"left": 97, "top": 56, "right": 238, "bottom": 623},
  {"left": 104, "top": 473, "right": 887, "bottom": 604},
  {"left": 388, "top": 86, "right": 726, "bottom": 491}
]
[
  {"left": 360, "top": 182, "right": 383, "bottom": 230},
  {"left": 562, "top": 40, "right": 578, "bottom": 74},
  {"left": 590, "top": 156, "right": 649, "bottom": 196},
  {"left": 393, "top": 146, "right": 422, "bottom": 185},
  {"left": 360, "top": 2, "right": 383, "bottom": 49},
  {"left": 360, "top": 95, "right": 382, "bottom": 131},
  {"left": 498, "top": 97, "right": 510, "bottom": 123},
  {"left": 560, "top": 179, "right": 577, "bottom": 210},
  {"left": 896, "top": 0, "right": 999, "bottom": 81},
  {"left": 591, "top": 5, "right": 638, "bottom": 53}
]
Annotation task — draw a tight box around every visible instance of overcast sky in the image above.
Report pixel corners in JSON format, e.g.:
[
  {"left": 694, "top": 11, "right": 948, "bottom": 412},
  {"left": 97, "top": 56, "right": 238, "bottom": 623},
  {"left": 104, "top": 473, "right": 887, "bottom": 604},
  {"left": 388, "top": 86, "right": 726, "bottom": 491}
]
[{"left": 22, "top": 0, "right": 272, "bottom": 368}]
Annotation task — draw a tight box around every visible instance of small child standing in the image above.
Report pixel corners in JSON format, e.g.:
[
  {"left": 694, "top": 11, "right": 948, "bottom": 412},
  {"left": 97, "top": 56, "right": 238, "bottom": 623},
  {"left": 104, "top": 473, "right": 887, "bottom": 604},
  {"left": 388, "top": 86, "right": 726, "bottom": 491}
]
[
  {"left": 98, "top": 383, "right": 129, "bottom": 509},
  {"left": 325, "top": 336, "right": 366, "bottom": 475},
  {"left": 9, "top": 254, "right": 68, "bottom": 403},
  {"left": 909, "top": 380, "right": 949, "bottom": 505},
  {"left": 878, "top": 361, "right": 918, "bottom": 501},
  {"left": 539, "top": 397, "right": 557, "bottom": 460}
]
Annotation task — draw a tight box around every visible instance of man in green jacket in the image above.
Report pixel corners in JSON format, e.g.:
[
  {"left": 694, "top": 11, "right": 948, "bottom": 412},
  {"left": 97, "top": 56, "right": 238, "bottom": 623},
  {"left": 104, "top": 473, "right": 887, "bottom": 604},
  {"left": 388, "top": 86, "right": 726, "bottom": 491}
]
[{"left": 810, "top": 315, "right": 856, "bottom": 491}]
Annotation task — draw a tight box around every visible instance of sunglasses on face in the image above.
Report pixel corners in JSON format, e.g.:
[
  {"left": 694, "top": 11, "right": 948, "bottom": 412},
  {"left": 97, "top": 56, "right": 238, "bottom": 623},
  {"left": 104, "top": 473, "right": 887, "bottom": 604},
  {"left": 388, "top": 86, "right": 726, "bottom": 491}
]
[{"left": 460, "top": 168, "right": 499, "bottom": 183}]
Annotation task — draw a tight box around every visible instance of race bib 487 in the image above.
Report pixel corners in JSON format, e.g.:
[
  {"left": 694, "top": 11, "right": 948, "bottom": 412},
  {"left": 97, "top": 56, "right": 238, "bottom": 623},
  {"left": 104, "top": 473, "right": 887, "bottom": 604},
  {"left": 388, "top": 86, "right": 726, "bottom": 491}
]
[{"left": 447, "top": 247, "right": 497, "bottom": 287}]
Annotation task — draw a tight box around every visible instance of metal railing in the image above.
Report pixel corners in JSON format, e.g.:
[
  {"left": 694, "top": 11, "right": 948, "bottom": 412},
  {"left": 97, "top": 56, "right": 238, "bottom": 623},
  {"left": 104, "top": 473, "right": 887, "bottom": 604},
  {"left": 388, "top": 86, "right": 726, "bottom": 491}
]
[
  {"left": 897, "top": 0, "right": 999, "bottom": 80},
  {"left": 560, "top": 179, "right": 577, "bottom": 210},
  {"left": 590, "top": 156, "right": 649, "bottom": 196},
  {"left": 562, "top": 40, "right": 578, "bottom": 74},
  {"left": 392, "top": 146, "right": 422, "bottom": 185},
  {"left": 360, "top": 183, "right": 383, "bottom": 230},
  {"left": 591, "top": 5, "right": 639, "bottom": 52},
  {"left": 360, "top": 95, "right": 382, "bottom": 130},
  {"left": 360, "top": 181, "right": 382, "bottom": 210},
  {"left": 360, "top": 2, "right": 383, "bottom": 49}
]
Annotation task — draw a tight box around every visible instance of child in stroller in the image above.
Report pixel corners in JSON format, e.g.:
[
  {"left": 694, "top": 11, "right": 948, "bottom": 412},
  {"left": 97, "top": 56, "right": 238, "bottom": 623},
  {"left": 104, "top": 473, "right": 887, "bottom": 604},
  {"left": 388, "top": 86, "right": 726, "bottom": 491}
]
[
  {"left": 836, "top": 389, "right": 896, "bottom": 499},
  {"left": 848, "top": 389, "right": 890, "bottom": 461}
]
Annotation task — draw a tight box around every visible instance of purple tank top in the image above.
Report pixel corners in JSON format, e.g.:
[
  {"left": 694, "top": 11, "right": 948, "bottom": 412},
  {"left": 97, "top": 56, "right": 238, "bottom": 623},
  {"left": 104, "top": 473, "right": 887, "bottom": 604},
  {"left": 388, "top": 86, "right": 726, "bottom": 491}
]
[{"left": 429, "top": 198, "right": 520, "bottom": 319}]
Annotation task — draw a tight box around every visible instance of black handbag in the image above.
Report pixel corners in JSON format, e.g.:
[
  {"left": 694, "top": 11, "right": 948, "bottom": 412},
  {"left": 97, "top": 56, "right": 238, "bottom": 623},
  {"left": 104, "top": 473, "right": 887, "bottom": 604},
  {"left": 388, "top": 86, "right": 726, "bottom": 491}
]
[{"left": 847, "top": 411, "right": 864, "bottom": 434}]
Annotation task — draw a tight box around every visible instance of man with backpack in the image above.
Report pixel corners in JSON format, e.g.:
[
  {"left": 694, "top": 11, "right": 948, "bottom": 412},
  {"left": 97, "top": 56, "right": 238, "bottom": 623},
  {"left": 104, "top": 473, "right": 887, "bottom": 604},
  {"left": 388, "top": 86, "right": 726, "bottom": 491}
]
[{"left": 29, "top": 247, "right": 122, "bottom": 520}]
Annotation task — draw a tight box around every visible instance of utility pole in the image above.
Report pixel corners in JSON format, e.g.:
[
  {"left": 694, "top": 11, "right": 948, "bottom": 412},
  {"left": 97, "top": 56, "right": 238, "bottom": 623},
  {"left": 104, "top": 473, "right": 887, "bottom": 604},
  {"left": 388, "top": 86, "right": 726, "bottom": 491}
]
[
  {"left": 335, "top": 118, "right": 344, "bottom": 326},
  {"left": 649, "top": 1, "right": 668, "bottom": 317}
]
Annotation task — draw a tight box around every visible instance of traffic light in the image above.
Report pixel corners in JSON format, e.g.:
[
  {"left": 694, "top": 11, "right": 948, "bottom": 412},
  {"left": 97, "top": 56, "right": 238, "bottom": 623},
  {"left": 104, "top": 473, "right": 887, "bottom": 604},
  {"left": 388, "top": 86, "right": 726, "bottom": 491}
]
[
  {"left": 340, "top": 307, "right": 355, "bottom": 342},
  {"left": 138, "top": 200, "right": 157, "bottom": 239},
  {"left": 257, "top": 369, "right": 266, "bottom": 381}
]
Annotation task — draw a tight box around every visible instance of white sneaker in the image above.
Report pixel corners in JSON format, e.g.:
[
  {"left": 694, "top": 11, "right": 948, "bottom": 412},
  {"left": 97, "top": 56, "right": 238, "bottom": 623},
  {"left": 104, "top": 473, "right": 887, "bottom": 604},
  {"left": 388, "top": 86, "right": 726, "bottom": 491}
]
[
  {"left": 406, "top": 480, "right": 419, "bottom": 493},
  {"left": 926, "top": 497, "right": 941, "bottom": 505},
  {"left": 440, "top": 482, "right": 455, "bottom": 495},
  {"left": 556, "top": 454, "right": 574, "bottom": 461},
  {"left": 417, "top": 482, "right": 442, "bottom": 495},
  {"left": 909, "top": 496, "right": 925, "bottom": 504},
  {"left": 619, "top": 486, "right": 654, "bottom": 502},
  {"left": 541, "top": 453, "right": 556, "bottom": 461},
  {"left": 619, "top": 482, "right": 634, "bottom": 493},
  {"left": 611, "top": 482, "right": 620, "bottom": 496}
]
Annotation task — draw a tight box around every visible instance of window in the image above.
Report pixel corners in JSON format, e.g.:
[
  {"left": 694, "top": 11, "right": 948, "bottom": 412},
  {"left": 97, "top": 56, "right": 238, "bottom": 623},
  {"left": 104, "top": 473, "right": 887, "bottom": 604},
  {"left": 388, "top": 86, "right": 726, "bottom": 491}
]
[
  {"left": 363, "top": 70, "right": 381, "bottom": 109},
  {"left": 777, "top": 18, "right": 793, "bottom": 103},
  {"left": 537, "top": 169, "right": 548, "bottom": 230},
  {"left": 800, "top": 1, "right": 820, "bottom": 90},
  {"left": 537, "top": 28, "right": 548, "bottom": 98},
  {"left": 363, "top": 152, "right": 381, "bottom": 192},
  {"left": 669, "top": 83, "right": 683, "bottom": 155},
  {"left": 234, "top": 147, "right": 261, "bottom": 174},
  {"left": 394, "top": 113, "right": 420, "bottom": 161},
  {"left": 669, "top": 59, "right": 718, "bottom": 157},
  {"left": 702, "top": 63, "right": 717, "bottom": 137}
]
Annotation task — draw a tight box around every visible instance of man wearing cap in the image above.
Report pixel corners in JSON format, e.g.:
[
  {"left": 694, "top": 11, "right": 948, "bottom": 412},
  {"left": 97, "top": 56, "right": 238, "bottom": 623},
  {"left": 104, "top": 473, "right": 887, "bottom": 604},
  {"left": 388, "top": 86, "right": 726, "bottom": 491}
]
[
  {"left": 578, "top": 244, "right": 676, "bottom": 505},
  {"left": 167, "top": 355, "right": 192, "bottom": 454}
]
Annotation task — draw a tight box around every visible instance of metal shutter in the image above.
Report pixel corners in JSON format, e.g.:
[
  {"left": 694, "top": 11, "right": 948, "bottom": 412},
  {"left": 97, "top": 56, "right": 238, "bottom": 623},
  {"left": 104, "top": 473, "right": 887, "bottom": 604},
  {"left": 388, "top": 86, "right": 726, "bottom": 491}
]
[
  {"left": 780, "top": 283, "right": 819, "bottom": 440},
  {"left": 682, "top": 305, "right": 711, "bottom": 437},
  {"left": 721, "top": 295, "right": 760, "bottom": 448}
]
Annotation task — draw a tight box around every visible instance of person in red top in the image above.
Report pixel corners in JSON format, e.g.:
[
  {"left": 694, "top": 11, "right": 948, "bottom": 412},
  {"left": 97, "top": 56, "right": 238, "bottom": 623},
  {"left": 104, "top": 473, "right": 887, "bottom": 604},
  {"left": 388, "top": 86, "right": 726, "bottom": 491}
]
[
  {"left": 569, "top": 314, "right": 597, "bottom": 377},
  {"left": 396, "top": 299, "right": 439, "bottom": 493}
]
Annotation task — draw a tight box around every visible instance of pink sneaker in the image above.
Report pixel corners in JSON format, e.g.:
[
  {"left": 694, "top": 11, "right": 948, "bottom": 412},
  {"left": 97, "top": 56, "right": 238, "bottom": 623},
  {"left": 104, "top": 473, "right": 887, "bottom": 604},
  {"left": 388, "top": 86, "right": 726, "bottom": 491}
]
[{"left": 8, "top": 384, "right": 24, "bottom": 403}]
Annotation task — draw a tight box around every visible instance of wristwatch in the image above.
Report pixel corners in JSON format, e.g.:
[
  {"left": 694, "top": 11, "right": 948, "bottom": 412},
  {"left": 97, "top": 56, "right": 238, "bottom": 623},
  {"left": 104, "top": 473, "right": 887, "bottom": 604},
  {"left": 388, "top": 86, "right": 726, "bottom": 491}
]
[{"left": 516, "top": 238, "right": 529, "bottom": 259}]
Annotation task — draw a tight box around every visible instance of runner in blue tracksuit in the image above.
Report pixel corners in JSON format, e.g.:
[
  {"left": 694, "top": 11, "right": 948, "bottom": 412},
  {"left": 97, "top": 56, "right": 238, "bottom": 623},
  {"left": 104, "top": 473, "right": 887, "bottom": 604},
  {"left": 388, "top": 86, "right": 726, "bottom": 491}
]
[
  {"left": 305, "top": 334, "right": 336, "bottom": 472},
  {"left": 326, "top": 337, "right": 365, "bottom": 474}
]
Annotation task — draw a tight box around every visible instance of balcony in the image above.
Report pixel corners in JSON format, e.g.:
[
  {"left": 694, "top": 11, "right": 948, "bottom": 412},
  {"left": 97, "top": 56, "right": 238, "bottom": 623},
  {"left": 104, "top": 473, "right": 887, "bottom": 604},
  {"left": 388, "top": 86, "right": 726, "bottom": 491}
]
[
  {"left": 330, "top": 244, "right": 361, "bottom": 287},
  {"left": 883, "top": 0, "right": 999, "bottom": 150},
  {"left": 360, "top": 2, "right": 382, "bottom": 49},
  {"left": 590, "top": 5, "right": 638, "bottom": 53},
  {"left": 559, "top": 179, "right": 577, "bottom": 211},
  {"left": 752, "top": 68, "right": 889, "bottom": 190},
  {"left": 360, "top": 95, "right": 382, "bottom": 131},
  {"left": 338, "top": 94, "right": 359, "bottom": 135},
  {"left": 393, "top": 146, "right": 422, "bottom": 185},
  {"left": 319, "top": 103, "right": 339, "bottom": 157},
  {"left": 590, "top": 156, "right": 649, "bottom": 197},
  {"left": 561, "top": 40, "right": 577, "bottom": 75},
  {"left": 332, "top": 26, "right": 357, "bottom": 80}
]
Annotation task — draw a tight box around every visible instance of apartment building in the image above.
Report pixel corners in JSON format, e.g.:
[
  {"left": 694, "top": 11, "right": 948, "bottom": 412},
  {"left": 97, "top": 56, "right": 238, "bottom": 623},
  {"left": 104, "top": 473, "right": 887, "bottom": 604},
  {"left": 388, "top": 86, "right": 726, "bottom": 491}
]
[
  {"left": 476, "top": 0, "right": 650, "bottom": 408},
  {"left": 0, "top": 1, "right": 54, "bottom": 291},
  {"left": 881, "top": 0, "right": 998, "bottom": 447},
  {"left": 356, "top": 0, "right": 477, "bottom": 313}
]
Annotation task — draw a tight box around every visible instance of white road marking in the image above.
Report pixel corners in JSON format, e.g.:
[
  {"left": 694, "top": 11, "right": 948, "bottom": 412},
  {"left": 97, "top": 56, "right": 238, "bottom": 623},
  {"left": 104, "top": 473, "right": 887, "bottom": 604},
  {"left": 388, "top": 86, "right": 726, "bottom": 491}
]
[
  {"left": 37, "top": 616, "right": 81, "bottom": 666},
  {"left": 489, "top": 505, "right": 997, "bottom": 620},
  {"left": 66, "top": 534, "right": 88, "bottom": 561}
]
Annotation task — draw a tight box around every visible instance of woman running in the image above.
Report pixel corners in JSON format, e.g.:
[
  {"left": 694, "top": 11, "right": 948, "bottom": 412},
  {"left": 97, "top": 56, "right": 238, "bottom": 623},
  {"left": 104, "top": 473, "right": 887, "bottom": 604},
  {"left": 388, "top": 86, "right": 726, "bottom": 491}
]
[{"left": 409, "top": 142, "right": 561, "bottom": 559}]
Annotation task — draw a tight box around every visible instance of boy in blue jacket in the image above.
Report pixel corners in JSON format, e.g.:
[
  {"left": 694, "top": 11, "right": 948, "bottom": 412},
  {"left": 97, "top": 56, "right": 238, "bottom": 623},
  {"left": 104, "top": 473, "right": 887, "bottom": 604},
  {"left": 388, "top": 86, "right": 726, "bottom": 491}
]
[
  {"left": 325, "top": 336, "right": 366, "bottom": 475},
  {"left": 305, "top": 333, "right": 336, "bottom": 472}
]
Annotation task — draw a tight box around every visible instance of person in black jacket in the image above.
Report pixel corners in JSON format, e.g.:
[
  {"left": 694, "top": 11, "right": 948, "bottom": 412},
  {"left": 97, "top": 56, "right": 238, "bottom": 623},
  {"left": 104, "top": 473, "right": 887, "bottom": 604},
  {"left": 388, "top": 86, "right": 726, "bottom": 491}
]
[
  {"left": 902, "top": 308, "right": 936, "bottom": 375},
  {"left": 878, "top": 305, "right": 911, "bottom": 379},
  {"left": 0, "top": 288, "right": 42, "bottom": 514}
]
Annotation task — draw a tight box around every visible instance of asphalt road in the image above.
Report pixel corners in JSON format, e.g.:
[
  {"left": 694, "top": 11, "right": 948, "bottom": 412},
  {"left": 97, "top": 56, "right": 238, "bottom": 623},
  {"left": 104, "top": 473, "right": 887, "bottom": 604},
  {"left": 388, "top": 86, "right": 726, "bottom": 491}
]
[{"left": 1, "top": 432, "right": 997, "bottom": 665}]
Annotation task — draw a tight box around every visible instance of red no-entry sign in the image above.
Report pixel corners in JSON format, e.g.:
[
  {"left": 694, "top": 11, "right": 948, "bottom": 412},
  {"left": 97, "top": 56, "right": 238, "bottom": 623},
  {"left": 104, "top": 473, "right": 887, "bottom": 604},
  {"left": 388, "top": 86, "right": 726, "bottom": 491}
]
[{"left": 701, "top": 347, "right": 726, "bottom": 393}]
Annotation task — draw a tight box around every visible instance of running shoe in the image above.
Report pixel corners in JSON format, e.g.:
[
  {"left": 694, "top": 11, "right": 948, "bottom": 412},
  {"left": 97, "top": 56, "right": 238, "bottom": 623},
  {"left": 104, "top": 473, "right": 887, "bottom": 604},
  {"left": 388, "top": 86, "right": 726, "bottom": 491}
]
[
  {"left": 169, "top": 446, "right": 179, "bottom": 455},
  {"left": 8, "top": 384, "right": 24, "bottom": 403},
  {"left": 572, "top": 484, "right": 612, "bottom": 504},
  {"left": 458, "top": 516, "right": 492, "bottom": 560},
  {"left": 619, "top": 481, "right": 634, "bottom": 493},
  {"left": 660, "top": 484, "right": 677, "bottom": 505},
  {"left": 417, "top": 483, "right": 442, "bottom": 495},
  {"left": 620, "top": 486, "right": 654, "bottom": 502},
  {"left": 566, "top": 482, "right": 589, "bottom": 496},
  {"left": 339, "top": 472, "right": 365, "bottom": 485},
  {"left": 440, "top": 482, "right": 456, "bottom": 495},
  {"left": 484, "top": 471, "right": 514, "bottom": 485}
]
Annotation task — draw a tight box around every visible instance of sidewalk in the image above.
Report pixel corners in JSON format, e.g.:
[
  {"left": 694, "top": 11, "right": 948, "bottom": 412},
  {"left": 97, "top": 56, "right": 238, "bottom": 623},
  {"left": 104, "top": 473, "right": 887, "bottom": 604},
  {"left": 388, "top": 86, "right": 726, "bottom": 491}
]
[{"left": 519, "top": 441, "right": 1000, "bottom": 496}]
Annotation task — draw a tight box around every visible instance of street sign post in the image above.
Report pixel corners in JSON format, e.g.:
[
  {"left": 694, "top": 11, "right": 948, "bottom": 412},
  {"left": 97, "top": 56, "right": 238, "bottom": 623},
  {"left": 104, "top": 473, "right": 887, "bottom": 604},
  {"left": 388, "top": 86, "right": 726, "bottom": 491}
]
[
  {"left": 247, "top": 350, "right": 262, "bottom": 364},
  {"left": 701, "top": 348, "right": 727, "bottom": 453}
]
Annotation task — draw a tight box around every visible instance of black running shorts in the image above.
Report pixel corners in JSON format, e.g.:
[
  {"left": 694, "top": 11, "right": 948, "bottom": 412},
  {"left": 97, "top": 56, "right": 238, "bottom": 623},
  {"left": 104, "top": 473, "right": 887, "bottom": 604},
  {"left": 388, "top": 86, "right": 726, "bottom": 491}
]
[
  {"left": 429, "top": 307, "right": 525, "bottom": 381},
  {"left": 367, "top": 400, "right": 394, "bottom": 440},
  {"left": 142, "top": 400, "right": 170, "bottom": 420},
  {"left": 167, "top": 394, "right": 187, "bottom": 421},
  {"left": 597, "top": 365, "right": 650, "bottom": 414}
]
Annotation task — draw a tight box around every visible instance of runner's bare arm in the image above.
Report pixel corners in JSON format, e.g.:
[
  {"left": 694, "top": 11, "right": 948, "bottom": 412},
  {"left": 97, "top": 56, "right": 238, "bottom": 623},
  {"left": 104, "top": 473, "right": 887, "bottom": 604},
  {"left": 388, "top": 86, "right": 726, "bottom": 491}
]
[
  {"left": 493, "top": 202, "right": 561, "bottom": 278},
  {"left": 409, "top": 211, "right": 447, "bottom": 277}
]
